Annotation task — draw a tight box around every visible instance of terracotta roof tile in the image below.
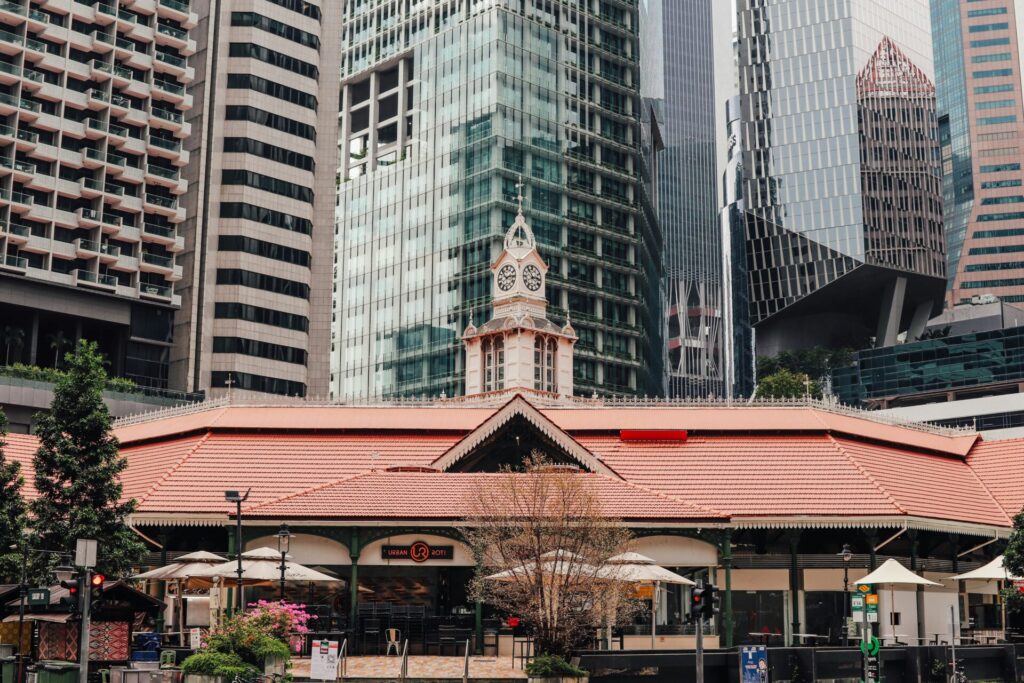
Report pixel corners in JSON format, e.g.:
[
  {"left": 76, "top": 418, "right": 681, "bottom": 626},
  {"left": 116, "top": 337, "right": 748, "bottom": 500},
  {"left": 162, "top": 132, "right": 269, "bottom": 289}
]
[
  {"left": 967, "top": 437, "right": 1024, "bottom": 517},
  {"left": 243, "top": 471, "right": 725, "bottom": 522},
  {"left": 2, "top": 433, "right": 36, "bottom": 498}
]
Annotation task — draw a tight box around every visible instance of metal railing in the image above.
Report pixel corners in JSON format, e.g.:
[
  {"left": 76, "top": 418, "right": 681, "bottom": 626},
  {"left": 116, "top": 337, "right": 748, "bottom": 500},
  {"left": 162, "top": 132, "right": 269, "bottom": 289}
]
[
  {"left": 338, "top": 638, "right": 347, "bottom": 680},
  {"left": 462, "top": 639, "right": 470, "bottom": 683}
]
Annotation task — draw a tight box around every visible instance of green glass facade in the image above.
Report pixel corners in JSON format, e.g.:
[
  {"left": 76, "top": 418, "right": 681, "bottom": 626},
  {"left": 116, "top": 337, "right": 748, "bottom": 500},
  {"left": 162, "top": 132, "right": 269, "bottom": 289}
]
[
  {"left": 332, "top": 1, "right": 663, "bottom": 400},
  {"left": 833, "top": 326, "right": 1024, "bottom": 406}
]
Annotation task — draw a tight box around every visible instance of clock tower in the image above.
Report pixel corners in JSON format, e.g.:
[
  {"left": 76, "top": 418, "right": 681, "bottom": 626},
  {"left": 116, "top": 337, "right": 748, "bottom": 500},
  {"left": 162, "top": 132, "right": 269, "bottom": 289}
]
[{"left": 463, "top": 197, "right": 576, "bottom": 397}]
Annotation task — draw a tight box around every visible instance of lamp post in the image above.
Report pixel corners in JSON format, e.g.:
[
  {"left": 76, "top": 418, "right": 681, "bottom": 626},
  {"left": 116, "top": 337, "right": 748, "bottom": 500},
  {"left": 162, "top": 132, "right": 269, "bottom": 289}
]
[
  {"left": 839, "top": 543, "right": 853, "bottom": 646},
  {"left": 224, "top": 489, "right": 251, "bottom": 612},
  {"left": 276, "top": 523, "right": 292, "bottom": 600}
]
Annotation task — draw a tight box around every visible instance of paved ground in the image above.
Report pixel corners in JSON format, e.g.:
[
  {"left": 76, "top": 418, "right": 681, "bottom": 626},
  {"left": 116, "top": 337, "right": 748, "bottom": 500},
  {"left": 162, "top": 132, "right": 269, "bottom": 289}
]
[{"left": 291, "top": 655, "right": 527, "bottom": 680}]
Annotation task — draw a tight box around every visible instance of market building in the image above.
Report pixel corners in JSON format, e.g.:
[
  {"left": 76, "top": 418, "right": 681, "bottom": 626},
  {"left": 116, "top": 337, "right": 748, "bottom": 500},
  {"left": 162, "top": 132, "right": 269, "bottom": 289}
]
[{"left": 3, "top": 210, "right": 1022, "bottom": 653}]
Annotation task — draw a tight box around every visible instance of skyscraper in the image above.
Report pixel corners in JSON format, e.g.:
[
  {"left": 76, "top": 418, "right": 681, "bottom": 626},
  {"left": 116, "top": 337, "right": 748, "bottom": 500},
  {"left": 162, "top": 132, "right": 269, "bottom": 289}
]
[
  {"left": 643, "top": 0, "right": 736, "bottom": 398},
  {"left": 332, "top": 1, "right": 663, "bottom": 400},
  {"left": 933, "top": 0, "right": 1024, "bottom": 307},
  {"left": 0, "top": 0, "right": 195, "bottom": 388},
  {"left": 734, "top": 0, "right": 947, "bottom": 358},
  {"left": 171, "top": 0, "right": 339, "bottom": 397}
]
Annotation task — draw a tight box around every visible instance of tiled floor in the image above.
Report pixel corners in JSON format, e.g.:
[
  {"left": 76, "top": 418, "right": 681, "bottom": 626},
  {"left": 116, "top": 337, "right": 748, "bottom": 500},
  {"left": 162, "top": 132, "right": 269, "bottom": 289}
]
[{"left": 292, "top": 655, "right": 527, "bottom": 680}]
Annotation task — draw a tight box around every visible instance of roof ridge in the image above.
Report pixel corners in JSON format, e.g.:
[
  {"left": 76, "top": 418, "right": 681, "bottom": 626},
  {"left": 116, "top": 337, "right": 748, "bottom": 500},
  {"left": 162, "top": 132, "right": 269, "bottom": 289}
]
[
  {"left": 597, "top": 472, "right": 728, "bottom": 519},
  {"left": 243, "top": 471, "right": 370, "bottom": 513},
  {"left": 827, "top": 435, "right": 905, "bottom": 515},
  {"left": 962, "top": 446, "right": 1015, "bottom": 525},
  {"left": 136, "top": 433, "right": 212, "bottom": 506}
]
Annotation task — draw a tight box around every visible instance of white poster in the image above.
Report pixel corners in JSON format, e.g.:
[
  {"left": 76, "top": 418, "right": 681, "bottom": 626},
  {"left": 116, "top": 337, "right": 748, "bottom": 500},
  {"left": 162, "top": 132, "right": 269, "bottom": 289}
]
[
  {"left": 310, "top": 640, "right": 339, "bottom": 681},
  {"left": 189, "top": 628, "right": 202, "bottom": 649}
]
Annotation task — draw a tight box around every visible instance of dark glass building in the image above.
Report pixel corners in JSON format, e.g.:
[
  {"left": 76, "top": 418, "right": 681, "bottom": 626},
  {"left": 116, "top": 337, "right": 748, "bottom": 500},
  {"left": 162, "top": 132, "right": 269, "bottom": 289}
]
[
  {"left": 735, "top": 0, "right": 947, "bottom": 358},
  {"left": 332, "top": 1, "right": 664, "bottom": 399}
]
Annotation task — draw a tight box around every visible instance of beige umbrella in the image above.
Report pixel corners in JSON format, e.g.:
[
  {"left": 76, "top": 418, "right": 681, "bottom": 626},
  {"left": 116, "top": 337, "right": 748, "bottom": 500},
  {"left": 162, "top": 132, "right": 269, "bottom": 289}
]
[
  {"left": 859, "top": 559, "right": 942, "bottom": 644},
  {"left": 600, "top": 552, "right": 696, "bottom": 649},
  {"left": 132, "top": 551, "right": 227, "bottom": 644},
  {"left": 187, "top": 547, "right": 345, "bottom": 586},
  {"left": 484, "top": 550, "right": 597, "bottom": 581},
  {"left": 950, "top": 556, "right": 1022, "bottom": 642}
]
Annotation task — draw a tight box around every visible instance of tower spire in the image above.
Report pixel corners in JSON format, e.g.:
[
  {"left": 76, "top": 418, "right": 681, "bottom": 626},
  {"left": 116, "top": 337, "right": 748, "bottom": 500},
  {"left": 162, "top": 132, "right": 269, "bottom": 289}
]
[{"left": 515, "top": 174, "right": 525, "bottom": 215}]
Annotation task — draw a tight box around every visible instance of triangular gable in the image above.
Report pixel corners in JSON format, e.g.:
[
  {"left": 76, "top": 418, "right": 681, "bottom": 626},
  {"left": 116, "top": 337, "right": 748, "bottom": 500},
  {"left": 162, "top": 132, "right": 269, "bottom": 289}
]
[{"left": 431, "top": 394, "right": 619, "bottom": 477}]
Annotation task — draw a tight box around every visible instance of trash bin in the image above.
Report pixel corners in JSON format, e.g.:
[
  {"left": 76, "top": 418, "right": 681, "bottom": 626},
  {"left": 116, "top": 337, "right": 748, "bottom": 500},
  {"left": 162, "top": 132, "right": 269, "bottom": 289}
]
[
  {"left": 34, "top": 661, "right": 79, "bottom": 683},
  {"left": 1, "top": 656, "right": 17, "bottom": 683}
]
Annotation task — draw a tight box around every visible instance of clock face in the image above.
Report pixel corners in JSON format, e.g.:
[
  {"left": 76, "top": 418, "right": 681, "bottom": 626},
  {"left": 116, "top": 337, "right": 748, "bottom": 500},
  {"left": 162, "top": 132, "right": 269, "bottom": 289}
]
[
  {"left": 523, "top": 264, "right": 542, "bottom": 291},
  {"left": 497, "top": 264, "right": 517, "bottom": 291}
]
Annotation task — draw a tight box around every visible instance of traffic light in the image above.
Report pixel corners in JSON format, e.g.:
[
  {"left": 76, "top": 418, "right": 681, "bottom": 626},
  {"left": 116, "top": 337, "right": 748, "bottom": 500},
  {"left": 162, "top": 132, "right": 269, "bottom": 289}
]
[
  {"left": 59, "top": 578, "right": 80, "bottom": 613},
  {"left": 702, "top": 584, "right": 720, "bottom": 620},
  {"left": 89, "top": 573, "right": 105, "bottom": 604},
  {"left": 689, "top": 587, "right": 705, "bottom": 622}
]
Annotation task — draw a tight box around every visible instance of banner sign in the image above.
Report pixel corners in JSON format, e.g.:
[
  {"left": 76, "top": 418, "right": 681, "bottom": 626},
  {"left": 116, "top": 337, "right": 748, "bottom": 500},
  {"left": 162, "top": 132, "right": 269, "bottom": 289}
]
[
  {"left": 740, "top": 645, "right": 769, "bottom": 683},
  {"left": 382, "top": 541, "right": 453, "bottom": 563},
  {"left": 27, "top": 588, "right": 50, "bottom": 606}
]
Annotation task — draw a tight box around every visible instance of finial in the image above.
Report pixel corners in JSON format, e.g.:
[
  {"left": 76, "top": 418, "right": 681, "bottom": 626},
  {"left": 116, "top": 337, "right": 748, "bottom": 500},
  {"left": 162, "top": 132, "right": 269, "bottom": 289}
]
[{"left": 515, "top": 174, "right": 525, "bottom": 215}]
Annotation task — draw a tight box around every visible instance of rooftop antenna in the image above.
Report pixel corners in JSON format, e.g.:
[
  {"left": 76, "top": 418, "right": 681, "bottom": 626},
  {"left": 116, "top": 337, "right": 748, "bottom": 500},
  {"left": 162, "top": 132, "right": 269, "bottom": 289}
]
[{"left": 224, "top": 372, "right": 235, "bottom": 400}]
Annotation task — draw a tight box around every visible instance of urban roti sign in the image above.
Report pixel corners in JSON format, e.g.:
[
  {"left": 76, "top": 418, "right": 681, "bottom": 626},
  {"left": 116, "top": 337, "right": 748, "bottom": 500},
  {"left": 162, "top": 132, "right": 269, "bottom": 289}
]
[{"left": 382, "top": 541, "right": 454, "bottom": 563}]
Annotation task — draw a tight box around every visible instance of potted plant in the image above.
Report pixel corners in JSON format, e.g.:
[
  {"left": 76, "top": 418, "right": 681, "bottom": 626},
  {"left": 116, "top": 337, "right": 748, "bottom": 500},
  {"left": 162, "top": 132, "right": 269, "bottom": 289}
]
[
  {"left": 525, "top": 654, "right": 589, "bottom": 683},
  {"left": 180, "top": 651, "right": 256, "bottom": 683}
]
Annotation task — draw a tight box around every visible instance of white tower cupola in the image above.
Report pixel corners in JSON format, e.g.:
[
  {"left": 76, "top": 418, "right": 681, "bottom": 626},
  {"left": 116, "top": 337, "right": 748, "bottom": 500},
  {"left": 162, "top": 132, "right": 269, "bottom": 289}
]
[{"left": 463, "top": 184, "right": 576, "bottom": 397}]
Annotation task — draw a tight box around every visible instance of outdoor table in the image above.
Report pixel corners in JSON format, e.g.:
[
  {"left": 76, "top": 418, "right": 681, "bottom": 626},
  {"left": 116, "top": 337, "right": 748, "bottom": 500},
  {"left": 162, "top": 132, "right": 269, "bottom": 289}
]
[
  {"left": 929, "top": 633, "right": 945, "bottom": 645},
  {"left": 792, "top": 633, "right": 827, "bottom": 645},
  {"left": 748, "top": 632, "right": 781, "bottom": 647}
]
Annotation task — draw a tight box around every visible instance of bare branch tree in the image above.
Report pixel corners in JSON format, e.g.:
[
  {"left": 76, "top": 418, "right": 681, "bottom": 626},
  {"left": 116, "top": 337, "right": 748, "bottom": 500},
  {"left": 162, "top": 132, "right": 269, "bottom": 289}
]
[{"left": 460, "top": 452, "right": 641, "bottom": 656}]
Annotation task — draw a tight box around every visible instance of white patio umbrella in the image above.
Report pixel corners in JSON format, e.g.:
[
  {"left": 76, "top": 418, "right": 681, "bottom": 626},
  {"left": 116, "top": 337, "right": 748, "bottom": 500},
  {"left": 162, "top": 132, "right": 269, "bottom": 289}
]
[
  {"left": 131, "top": 550, "right": 227, "bottom": 644},
  {"left": 484, "top": 550, "right": 596, "bottom": 581},
  {"left": 950, "top": 556, "right": 1022, "bottom": 642},
  {"left": 187, "top": 547, "right": 345, "bottom": 586},
  {"left": 858, "top": 559, "right": 942, "bottom": 644},
  {"left": 600, "top": 552, "right": 696, "bottom": 649}
]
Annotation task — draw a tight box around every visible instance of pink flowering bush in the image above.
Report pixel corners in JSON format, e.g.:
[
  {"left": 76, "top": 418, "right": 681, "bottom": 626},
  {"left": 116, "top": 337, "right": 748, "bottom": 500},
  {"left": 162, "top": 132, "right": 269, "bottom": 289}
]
[{"left": 242, "top": 600, "right": 315, "bottom": 642}]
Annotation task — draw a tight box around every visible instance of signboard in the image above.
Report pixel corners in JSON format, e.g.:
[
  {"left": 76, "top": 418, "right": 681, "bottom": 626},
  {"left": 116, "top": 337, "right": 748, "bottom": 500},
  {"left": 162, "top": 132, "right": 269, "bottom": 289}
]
[
  {"left": 866, "top": 654, "right": 879, "bottom": 683},
  {"left": 27, "top": 588, "right": 50, "bottom": 606},
  {"left": 381, "top": 541, "right": 453, "bottom": 563},
  {"left": 1014, "top": 579, "right": 1024, "bottom": 594},
  {"left": 310, "top": 640, "right": 339, "bottom": 681},
  {"left": 856, "top": 583, "right": 872, "bottom": 593},
  {"left": 632, "top": 585, "right": 654, "bottom": 600},
  {"left": 851, "top": 595, "right": 865, "bottom": 612},
  {"left": 189, "top": 628, "right": 202, "bottom": 650},
  {"left": 740, "top": 646, "right": 769, "bottom": 683},
  {"left": 75, "top": 538, "right": 98, "bottom": 568}
]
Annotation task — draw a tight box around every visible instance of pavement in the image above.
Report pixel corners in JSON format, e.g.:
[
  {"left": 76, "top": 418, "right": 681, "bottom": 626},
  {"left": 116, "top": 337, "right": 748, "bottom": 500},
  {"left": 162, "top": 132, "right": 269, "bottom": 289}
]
[{"left": 291, "top": 655, "right": 527, "bottom": 681}]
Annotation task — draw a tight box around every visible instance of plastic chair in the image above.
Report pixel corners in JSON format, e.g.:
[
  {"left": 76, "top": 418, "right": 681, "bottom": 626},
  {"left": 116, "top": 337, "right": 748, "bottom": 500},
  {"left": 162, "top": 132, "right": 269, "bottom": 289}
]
[
  {"left": 159, "top": 650, "right": 176, "bottom": 668},
  {"left": 385, "top": 628, "right": 401, "bottom": 656}
]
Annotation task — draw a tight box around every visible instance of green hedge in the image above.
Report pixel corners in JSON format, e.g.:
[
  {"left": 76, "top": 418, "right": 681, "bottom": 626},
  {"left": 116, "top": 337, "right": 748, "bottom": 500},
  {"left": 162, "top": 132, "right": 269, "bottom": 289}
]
[{"left": 0, "top": 363, "right": 139, "bottom": 394}]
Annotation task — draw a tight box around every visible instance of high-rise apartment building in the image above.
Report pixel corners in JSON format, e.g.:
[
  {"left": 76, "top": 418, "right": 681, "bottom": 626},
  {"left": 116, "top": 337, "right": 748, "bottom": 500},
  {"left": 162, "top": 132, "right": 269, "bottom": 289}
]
[
  {"left": 171, "top": 0, "right": 339, "bottom": 398},
  {"left": 0, "top": 0, "right": 196, "bottom": 388},
  {"left": 933, "top": 0, "right": 1024, "bottom": 307},
  {"left": 734, "top": 0, "right": 947, "bottom": 358},
  {"left": 332, "top": 0, "right": 663, "bottom": 400}
]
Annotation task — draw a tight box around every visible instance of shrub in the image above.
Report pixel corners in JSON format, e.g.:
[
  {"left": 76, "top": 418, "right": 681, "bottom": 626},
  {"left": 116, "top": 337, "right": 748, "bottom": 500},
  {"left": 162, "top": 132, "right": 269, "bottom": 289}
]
[
  {"left": 180, "top": 651, "right": 257, "bottom": 680},
  {"left": 242, "top": 601, "right": 314, "bottom": 641},
  {"left": 525, "top": 654, "right": 587, "bottom": 678},
  {"left": 0, "top": 363, "right": 140, "bottom": 394}
]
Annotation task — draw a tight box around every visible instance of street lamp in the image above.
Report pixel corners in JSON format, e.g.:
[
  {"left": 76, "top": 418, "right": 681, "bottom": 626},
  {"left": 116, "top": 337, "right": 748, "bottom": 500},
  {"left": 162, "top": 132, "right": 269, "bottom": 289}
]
[
  {"left": 838, "top": 543, "right": 853, "bottom": 646},
  {"left": 225, "top": 489, "right": 251, "bottom": 612},
  {"left": 276, "top": 523, "right": 292, "bottom": 600}
]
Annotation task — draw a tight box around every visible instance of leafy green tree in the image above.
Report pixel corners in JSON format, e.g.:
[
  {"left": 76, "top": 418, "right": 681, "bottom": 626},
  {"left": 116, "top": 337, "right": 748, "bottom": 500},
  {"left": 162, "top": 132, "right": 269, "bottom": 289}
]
[
  {"left": 756, "top": 347, "right": 853, "bottom": 381},
  {"left": 756, "top": 369, "right": 822, "bottom": 400},
  {"left": 1004, "top": 509, "right": 1024, "bottom": 615},
  {"left": 0, "top": 409, "right": 26, "bottom": 582},
  {"left": 29, "top": 340, "right": 144, "bottom": 578}
]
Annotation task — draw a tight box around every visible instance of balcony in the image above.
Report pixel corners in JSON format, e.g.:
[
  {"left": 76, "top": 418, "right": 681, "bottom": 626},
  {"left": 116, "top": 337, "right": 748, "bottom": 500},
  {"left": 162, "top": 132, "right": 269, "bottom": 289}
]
[
  {"left": 91, "top": 58, "right": 112, "bottom": 79},
  {"left": 0, "top": 28, "right": 23, "bottom": 54},
  {"left": 73, "top": 268, "right": 117, "bottom": 290},
  {"left": 76, "top": 207, "right": 100, "bottom": 225},
  {"left": 103, "top": 182, "right": 124, "bottom": 197},
  {"left": 0, "top": 60, "right": 17, "bottom": 84},
  {"left": 145, "top": 164, "right": 178, "bottom": 182},
  {"left": 83, "top": 147, "right": 104, "bottom": 168},
  {"left": 76, "top": 238, "right": 121, "bottom": 261},
  {"left": 150, "top": 107, "right": 181, "bottom": 124},
  {"left": 144, "top": 192, "right": 175, "bottom": 209},
  {"left": 109, "top": 121, "right": 128, "bottom": 139},
  {"left": 16, "top": 127, "right": 38, "bottom": 149},
  {"left": 10, "top": 190, "right": 32, "bottom": 206},
  {"left": 100, "top": 213, "right": 123, "bottom": 234},
  {"left": 10, "top": 158, "right": 33, "bottom": 180},
  {"left": 79, "top": 177, "right": 103, "bottom": 196},
  {"left": 138, "top": 281, "right": 172, "bottom": 300},
  {"left": 1, "top": 253, "right": 26, "bottom": 272},
  {"left": 94, "top": 2, "right": 117, "bottom": 23},
  {"left": 153, "top": 50, "right": 184, "bottom": 70},
  {"left": 2, "top": 221, "right": 28, "bottom": 244},
  {"left": 140, "top": 251, "right": 173, "bottom": 272}
]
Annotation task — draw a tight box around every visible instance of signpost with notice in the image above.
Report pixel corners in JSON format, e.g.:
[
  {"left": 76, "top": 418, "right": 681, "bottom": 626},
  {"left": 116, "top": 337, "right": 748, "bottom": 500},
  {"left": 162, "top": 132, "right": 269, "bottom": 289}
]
[
  {"left": 856, "top": 583, "right": 880, "bottom": 683},
  {"left": 310, "top": 640, "right": 339, "bottom": 681}
]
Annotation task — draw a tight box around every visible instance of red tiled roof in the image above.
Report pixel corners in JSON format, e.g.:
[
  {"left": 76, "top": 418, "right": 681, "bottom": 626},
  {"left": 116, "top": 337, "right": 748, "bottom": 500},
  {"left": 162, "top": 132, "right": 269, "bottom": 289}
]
[
  {"left": 967, "top": 437, "right": 1024, "bottom": 518},
  {"left": 2, "top": 433, "right": 36, "bottom": 498},
  {"left": 124, "top": 433, "right": 461, "bottom": 514},
  {"left": 242, "top": 471, "right": 725, "bottom": 522}
]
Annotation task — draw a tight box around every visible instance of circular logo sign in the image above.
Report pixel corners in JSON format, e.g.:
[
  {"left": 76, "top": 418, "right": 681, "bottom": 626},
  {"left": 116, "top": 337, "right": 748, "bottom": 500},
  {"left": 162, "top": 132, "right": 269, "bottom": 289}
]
[{"left": 409, "top": 541, "right": 431, "bottom": 563}]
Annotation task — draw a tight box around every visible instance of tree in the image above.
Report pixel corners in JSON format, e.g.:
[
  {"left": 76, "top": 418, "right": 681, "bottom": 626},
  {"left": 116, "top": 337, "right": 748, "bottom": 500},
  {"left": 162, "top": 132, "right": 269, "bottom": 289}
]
[
  {"left": 756, "top": 347, "right": 854, "bottom": 381},
  {"left": 29, "top": 340, "right": 144, "bottom": 578},
  {"left": 460, "top": 454, "right": 639, "bottom": 656},
  {"left": 1004, "top": 509, "right": 1024, "bottom": 616},
  {"left": 0, "top": 409, "right": 26, "bottom": 582},
  {"left": 3, "top": 325, "right": 24, "bottom": 366},
  {"left": 46, "top": 330, "right": 69, "bottom": 369},
  {"left": 756, "top": 369, "right": 822, "bottom": 400}
]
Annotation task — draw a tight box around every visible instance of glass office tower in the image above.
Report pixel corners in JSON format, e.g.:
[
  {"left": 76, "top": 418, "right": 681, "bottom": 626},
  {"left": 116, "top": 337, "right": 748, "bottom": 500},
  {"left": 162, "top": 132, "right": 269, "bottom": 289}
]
[
  {"left": 932, "top": 0, "right": 1024, "bottom": 306},
  {"left": 735, "top": 0, "right": 947, "bottom": 357},
  {"left": 332, "top": 0, "right": 663, "bottom": 400}
]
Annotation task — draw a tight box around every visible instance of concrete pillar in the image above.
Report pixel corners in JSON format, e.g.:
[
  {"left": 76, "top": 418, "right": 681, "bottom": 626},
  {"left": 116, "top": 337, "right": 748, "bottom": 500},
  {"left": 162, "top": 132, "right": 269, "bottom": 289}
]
[
  {"left": 876, "top": 276, "right": 907, "bottom": 347},
  {"left": 906, "top": 300, "right": 932, "bottom": 343},
  {"left": 909, "top": 531, "right": 925, "bottom": 641},
  {"left": 28, "top": 312, "right": 38, "bottom": 365},
  {"left": 475, "top": 600, "right": 483, "bottom": 655}
]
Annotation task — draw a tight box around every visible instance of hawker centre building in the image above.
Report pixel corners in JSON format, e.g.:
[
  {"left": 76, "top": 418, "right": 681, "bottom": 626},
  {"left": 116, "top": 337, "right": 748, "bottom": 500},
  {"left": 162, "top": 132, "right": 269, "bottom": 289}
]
[{"left": 5, "top": 210, "right": 1023, "bottom": 651}]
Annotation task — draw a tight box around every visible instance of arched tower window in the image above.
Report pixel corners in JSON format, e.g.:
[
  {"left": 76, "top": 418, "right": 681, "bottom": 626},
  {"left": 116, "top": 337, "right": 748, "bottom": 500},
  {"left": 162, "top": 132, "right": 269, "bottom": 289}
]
[
  {"left": 484, "top": 336, "right": 505, "bottom": 392},
  {"left": 534, "top": 336, "right": 557, "bottom": 393}
]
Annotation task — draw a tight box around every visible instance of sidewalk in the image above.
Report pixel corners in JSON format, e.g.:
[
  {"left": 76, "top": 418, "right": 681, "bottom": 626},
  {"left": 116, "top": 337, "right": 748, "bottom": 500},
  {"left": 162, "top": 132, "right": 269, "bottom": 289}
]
[{"left": 291, "top": 655, "right": 527, "bottom": 681}]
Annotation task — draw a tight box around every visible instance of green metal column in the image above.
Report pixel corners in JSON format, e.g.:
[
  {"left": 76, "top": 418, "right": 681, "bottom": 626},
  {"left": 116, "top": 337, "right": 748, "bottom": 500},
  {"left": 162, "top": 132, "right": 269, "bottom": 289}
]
[
  {"left": 867, "top": 532, "right": 878, "bottom": 570},
  {"left": 475, "top": 600, "right": 483, "bottom": 655},
  {"left": 721, "top": 531, "right": 734, "bottom": 648},
  {"left": 155, "top": 537, "right": 168, "bottom": 632},
  {"left": 226, "top": 530, "right": 236, "bottom": 618},
  {"left": 789, "top": 533, "right": 801, "bottom": 644},
  {"left": 909, "top": 531, "right": 924, "bottom": 641},
  {"left": 349, "top": 529, "right": 361, "bottom": 629}
]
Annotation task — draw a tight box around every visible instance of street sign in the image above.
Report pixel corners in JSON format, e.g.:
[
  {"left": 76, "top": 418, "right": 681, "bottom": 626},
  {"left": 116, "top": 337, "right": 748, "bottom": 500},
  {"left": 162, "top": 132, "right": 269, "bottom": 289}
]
[
  {"left": 75, "top": 538, "right": 97, "bottom": 569},
  {"left": 860, "top": 635, "right": 881, "bottom": 657},
  {"left": 866, "top": 654, "right": 880, "bottom": 683},
  {"left": 27, "top": 588, "right": 50, "bottom": 606},
  {"left": 857, "top": 583, "right": 872, "bottom": 593},
  {"left": 852, "top": 595, "right": 865, "bottom": 612},
  {"left": 740, "top": 646, "right": 769, "bottom": 683}
]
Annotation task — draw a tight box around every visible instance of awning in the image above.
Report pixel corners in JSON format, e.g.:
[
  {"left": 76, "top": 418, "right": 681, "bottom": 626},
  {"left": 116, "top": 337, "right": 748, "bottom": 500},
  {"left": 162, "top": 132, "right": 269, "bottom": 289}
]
[{"left": 3, "top": 613, "right": 72, "bottom": 623}]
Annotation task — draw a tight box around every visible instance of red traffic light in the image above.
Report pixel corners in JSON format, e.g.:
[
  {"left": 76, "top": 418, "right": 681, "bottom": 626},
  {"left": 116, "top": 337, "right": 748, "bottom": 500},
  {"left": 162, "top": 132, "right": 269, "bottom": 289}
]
[{"left": 90, "top": 573, "right": 105, "bottom": 587}]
